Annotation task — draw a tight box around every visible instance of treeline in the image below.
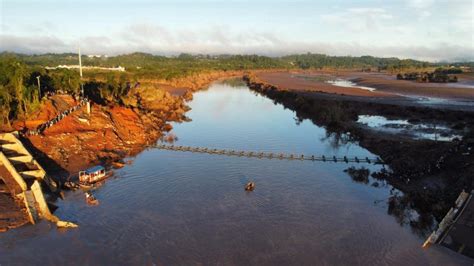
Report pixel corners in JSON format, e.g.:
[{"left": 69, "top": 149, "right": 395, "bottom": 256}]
[
  {"left": 0, "top": 55, "right": 43, "bottom": 126},
  {"left": 1, "top": 51, "right": 471, "bottom": 127},
  {"left": 4, "top": 52, "right": 458, "bottom": 78},
  {"left": 396, "top": 69, "right": 459, "bottom": 83},
  {"left": 0, "top": 54, "right": 133, "bottom": 127},
  {"left": 434, "top": 67, "right": 463, "bottom": 74},
  {"left": 282, "top": 54, "right": 431, "bottom": 71},
  {"left": 7, "top": 52, "right": 289, "bottom": 80}
]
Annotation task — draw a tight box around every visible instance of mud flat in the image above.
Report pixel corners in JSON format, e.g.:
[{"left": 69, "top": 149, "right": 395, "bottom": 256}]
[
  {"left": 255, "top": 71, "right": 474, "bottom": 112},
  {"left": 256, "top": 71, "right": 395, "bottom": 97},
  {"left": 245, "top": 73, "right": 474, "bottom": 222},
  {"left": 345, "top": 71, "right": 474, "bottom": 100}
]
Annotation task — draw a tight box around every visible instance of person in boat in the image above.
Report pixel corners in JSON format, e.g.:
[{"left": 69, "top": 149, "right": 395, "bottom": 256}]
[
  {"left": 85, "top": 192, "right": 99, "bottom": 205},
  {"left": 245, "top": 182, "right": 255, "bottom": 191}
]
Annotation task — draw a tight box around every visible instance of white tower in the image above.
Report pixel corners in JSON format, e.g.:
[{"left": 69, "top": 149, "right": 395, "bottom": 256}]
[{"left": 78, "top": 48, "right": 84, "bottom": 96}]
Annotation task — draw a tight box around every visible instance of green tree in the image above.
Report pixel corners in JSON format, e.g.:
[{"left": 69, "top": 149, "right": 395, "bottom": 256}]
[
  {"left": 51, "top": 69, "right": 80, "bottom": 93},
  {"left": 0, "top": 85, "right": 12, "bottom": 126},
  {"left": 10, "top": 61, "right": 28, "bottom": 116}
]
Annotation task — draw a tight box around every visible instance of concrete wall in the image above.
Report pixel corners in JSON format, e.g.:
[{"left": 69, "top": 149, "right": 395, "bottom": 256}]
[
  {"left": 0, "top": 132, "right": 57, "bottom": 224},
  {"left": 18, "top": 191, "right": 36, "bottom": 224},
  {"left": 31, "top": 181, "right": 58, "bottom": 222},
  {"left": 1, "top": 134, "right": 47, "bottom": 176},
  {"left": 0, "top": 133, "right": 58, "bottom": 192}
]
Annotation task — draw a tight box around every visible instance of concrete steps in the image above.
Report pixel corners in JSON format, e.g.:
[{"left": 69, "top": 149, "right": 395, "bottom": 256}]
[
  {"left": 0, "top": 148, "right": 26, "bottom": 158},
  {"left": 0, "top": 132, "right": 63, "bottom": 225},
  {"left": 0, "top": 133, "right": 57, "bottom": 193},
  {"left": 0, "top": 140, "right": 14, "bottom": 145},
  {"left": 13, "top": 162, "right": 40, "bottom": 172},
  {"left": 20, "top": 170, "right": 44, "bottom": 181},
  {"left": 0, "top": 143, "right": 19, "bottom": 150},
  {"left": 9, "top": 155, "right": 35, "bottom": 165}
]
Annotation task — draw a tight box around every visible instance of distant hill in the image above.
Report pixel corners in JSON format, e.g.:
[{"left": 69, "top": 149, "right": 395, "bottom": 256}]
[
  {"left": 0, "top": 51, "right": 472, "bottom": 129},
  {"left": 2, "top": 51, "right": 472, "bottom": 74}
]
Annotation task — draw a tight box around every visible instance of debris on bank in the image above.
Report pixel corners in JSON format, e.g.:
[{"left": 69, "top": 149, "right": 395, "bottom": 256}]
[
  {"left": 423, "top": 190, "right": 474, "bottom": 258},
  {"left": 56, "top": 220, "right": 78, "bottom": 228}
]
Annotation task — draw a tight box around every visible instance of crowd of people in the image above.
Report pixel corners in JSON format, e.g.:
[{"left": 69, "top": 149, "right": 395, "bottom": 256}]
[{"left": 25, "top": 97, "right": 89, "bottom": 136}]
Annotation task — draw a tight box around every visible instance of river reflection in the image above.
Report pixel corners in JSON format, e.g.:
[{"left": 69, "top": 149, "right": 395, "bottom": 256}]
[{"left": 0, "top": 80, "right": 471, "bottom": 265}]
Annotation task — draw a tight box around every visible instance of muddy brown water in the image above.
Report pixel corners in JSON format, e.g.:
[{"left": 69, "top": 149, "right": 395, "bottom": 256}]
[{"left": 0, "top": 80, "right": 472, "bottom": 265}]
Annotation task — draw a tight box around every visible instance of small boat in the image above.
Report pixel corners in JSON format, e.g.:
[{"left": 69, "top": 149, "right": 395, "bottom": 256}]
[
  {"left": 85, "top": 192, "right": 99, "bottom": 205},
  {"left": 79, "top": 182, "right": 94, "bottom": 190},
  {"left": 245, "top": 182, "right": 255, "bottom": 191},
  {"left": 79, "top": 165, "right": 110, "bottom": 186}
]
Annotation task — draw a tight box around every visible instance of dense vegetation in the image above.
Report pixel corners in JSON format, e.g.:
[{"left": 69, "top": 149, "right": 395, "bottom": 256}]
[
  {"left": 282, "top": 54, "right": 431, "bottom": 71},
  {"left": 0, "top": 54, "right": 131, "bottom": 126},
  {"left": 0, "top": 56, "right": 43, "bottom": 126},
  {"left": 11, "top": 52, "right": 290, "bottom": 80},
  {"left": 396, "top": 70, "right": 459, "bottom": 83},
  {"left": 6, "top": 52, "right": 457, "bottom": 78},
  {"left": 0, "top": 51, "right": 471, "bottom": 127}
]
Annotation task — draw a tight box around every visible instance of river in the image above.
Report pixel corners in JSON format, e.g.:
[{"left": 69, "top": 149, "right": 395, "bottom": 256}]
[{"left": 0, "top": 80, "right": 471, "bottom": 265}]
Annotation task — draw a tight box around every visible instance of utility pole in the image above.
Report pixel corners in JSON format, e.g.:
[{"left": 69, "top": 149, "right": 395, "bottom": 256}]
[
  {"left": 36, "top": 76, "right": 41, "bottom": 99},
  {"left": 78, "top": 47, "right": 84, "bottom": 96},
  {"left": 79, "top": 47, "right": 91, "bottom": 114}
]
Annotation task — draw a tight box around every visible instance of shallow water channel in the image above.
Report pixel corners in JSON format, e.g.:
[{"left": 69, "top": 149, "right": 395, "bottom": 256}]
[
  {"left": 0, "top": 80, "right": 471, "bottom": 265},
  {"left": 326, "top": 78, "right": 377, "bottom": 92}
]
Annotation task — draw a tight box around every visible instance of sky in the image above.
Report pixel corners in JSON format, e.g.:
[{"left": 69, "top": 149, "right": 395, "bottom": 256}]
[{"left": 0, "top": 0, "right": 473, "bottom": 61}]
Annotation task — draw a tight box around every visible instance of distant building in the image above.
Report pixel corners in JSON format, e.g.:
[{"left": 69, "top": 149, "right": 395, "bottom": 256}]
[
  {"left": 45, "top": 65, "right": 125, "bottom": 72},
  {"left": 87, "top": 54, "right": 108, "bottom": 58}
]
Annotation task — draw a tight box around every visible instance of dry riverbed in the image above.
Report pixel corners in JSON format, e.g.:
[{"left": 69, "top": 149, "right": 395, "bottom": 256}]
[{"left": 256, "top": 70, "right": 474, "bottom": 111}]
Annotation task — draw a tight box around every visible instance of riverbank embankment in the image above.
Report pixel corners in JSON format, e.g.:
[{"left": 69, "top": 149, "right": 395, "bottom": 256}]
[{"left": 0, "top": 71, "right": 253, "bottom": 177}]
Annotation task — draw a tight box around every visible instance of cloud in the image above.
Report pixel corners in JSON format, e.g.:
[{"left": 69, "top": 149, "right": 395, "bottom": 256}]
[
  {"left": 17, "top": 21, "right": 58, "bottom": 34},
  {"left": 418, "top": 10, "right": 431, "bottom": 19},
  {"left": 321, "top": 8, "right": 393, "bottom": 31},
  {"left": 0, "top": 34, "right": 68, "bottom": 54},
  {"left": 407, "top": 0, "right": 435, "bottom": 9},
  {"left": 406, "top": 0, "right": 435, "bottom": 19},
  {"left": 447, "top": 3, "right": 474, "bottom": 36},
  {"left": 1, "top": 23, "right": 473, "bottom": 62}
]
